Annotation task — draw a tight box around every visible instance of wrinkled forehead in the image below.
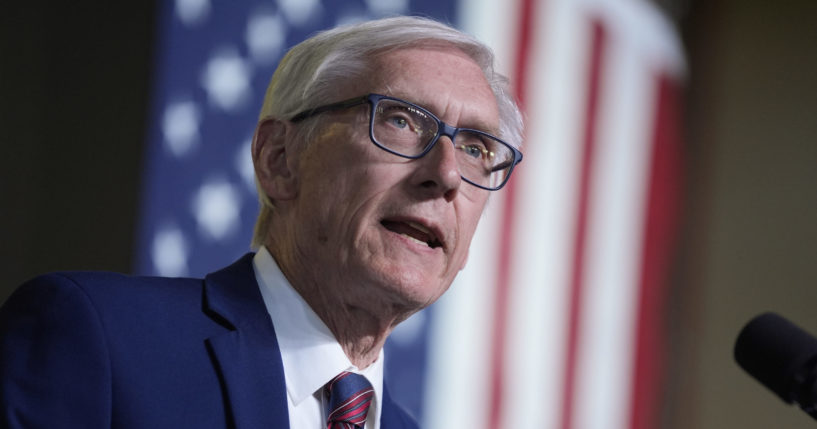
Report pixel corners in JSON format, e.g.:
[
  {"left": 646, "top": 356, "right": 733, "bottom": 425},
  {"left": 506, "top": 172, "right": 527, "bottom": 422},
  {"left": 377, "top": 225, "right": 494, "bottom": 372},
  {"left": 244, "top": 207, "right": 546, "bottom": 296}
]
[{"left": 361, "top": 45, "right": 500, "bottom": 133}]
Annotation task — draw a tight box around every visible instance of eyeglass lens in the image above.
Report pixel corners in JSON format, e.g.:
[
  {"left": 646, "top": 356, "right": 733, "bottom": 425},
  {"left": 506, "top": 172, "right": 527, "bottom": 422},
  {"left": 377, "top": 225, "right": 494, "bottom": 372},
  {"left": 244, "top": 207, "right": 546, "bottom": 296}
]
[{"left": 372, "top": 98, "right": 514, "bottom": 190}]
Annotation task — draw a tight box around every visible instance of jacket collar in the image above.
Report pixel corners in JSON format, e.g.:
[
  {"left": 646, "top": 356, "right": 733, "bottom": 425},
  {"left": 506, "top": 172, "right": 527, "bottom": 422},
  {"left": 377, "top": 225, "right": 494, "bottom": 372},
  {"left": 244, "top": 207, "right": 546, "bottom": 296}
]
[{"left": 203, "top": 253, "right": 290, "bottom": 429}]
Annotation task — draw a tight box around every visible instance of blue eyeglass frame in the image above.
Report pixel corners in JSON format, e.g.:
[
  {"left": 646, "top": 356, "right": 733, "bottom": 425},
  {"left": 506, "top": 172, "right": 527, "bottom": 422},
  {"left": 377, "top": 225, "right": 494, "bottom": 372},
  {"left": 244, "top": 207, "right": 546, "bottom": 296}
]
[{"left": 290, "top": 93, "right": 523, "bottom": 191}]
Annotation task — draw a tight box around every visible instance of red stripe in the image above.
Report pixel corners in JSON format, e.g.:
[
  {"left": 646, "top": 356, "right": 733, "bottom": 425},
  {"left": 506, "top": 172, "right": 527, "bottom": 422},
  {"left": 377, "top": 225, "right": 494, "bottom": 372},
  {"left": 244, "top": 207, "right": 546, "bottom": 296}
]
[
  {"left": 486, "top": 0, "right": 535, "bottom": 427},
  {"left": 559, "top": 19, "right": 607, "bottom": 429},
  {"left": 330, "top": 391, "right": 373, "bottom": 420},
  {"left": 334, "top": 396, "right": 372, "bottom": 421},
  {"left": 628, "top": 74, "right": 683, "bottom": 429}
]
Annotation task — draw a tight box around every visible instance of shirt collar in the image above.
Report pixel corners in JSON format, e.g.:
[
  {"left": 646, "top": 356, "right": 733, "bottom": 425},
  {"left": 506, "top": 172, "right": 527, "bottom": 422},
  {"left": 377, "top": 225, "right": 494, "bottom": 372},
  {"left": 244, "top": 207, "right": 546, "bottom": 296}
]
[{"left": 252, "top": 247, "right": 384, "bottom": 412}]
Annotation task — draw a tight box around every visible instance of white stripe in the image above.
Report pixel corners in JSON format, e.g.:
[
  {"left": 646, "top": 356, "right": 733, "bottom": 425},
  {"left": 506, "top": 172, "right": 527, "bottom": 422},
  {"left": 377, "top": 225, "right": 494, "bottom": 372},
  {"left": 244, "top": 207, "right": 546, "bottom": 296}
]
[
  {"left": 502, "top": 0, "right": 592, "bottom": 426},
  {"left": 456, "top": 0, "right": 521, "bottom": 76},
  {"left": 572, "top": 21, "right": 653, "bottom": 429}
]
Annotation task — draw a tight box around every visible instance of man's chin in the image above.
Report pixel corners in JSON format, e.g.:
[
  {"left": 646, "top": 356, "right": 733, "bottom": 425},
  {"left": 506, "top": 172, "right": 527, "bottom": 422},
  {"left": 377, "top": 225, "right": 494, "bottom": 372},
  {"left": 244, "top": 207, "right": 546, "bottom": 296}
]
[{"left": 372, "top": 270, "right": 450, "bottom": 309}]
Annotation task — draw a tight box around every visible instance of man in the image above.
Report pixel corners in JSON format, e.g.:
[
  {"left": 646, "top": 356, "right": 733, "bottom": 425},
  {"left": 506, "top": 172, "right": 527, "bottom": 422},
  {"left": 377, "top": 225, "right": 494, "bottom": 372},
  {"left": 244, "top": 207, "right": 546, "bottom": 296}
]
[{"left": 0, "top": 16, "right": 523, "bottom": 429}]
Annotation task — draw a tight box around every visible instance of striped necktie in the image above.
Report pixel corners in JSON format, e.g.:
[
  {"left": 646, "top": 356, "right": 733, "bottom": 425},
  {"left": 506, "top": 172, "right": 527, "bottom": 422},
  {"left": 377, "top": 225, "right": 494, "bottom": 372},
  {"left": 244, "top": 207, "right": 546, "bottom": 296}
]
[{"left": 324, "top": 371, "right": 374, "bottom": 429}]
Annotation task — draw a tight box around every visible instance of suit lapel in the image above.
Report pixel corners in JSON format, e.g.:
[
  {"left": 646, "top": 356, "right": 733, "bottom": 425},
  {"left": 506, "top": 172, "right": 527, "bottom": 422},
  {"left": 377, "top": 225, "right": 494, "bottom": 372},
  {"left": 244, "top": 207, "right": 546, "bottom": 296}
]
[{"left": 203, "top": 253, "right": 290, "bottom": 429}]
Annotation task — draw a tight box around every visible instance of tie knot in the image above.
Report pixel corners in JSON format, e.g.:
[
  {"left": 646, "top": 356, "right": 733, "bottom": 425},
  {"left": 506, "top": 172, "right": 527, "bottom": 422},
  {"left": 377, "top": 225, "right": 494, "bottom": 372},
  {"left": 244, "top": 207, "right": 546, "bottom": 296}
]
[{"left": 324, "top": 371, "right": 374, "bottom": 429}]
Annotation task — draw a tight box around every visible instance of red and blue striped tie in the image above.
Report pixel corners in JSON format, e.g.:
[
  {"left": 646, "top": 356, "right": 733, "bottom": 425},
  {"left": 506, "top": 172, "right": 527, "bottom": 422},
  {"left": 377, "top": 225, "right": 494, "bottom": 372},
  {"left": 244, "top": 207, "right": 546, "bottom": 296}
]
[{"left": 324, "top": 371, "right": 374, "bottom": 429}]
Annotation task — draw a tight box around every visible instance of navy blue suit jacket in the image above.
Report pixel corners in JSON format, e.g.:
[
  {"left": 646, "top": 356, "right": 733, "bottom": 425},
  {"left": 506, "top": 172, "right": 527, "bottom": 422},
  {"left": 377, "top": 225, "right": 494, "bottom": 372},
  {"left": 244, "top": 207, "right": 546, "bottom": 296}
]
[{"left": 0, "top": 253, "right": 419, "bottom": 428}]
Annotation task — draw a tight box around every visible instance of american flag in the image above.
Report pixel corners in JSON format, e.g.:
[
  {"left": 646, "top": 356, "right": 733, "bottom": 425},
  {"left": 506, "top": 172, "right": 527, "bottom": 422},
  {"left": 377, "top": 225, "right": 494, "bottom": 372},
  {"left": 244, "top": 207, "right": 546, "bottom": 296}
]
[{"left": 136, "top": 0, "right": 685, "bottom": 427}]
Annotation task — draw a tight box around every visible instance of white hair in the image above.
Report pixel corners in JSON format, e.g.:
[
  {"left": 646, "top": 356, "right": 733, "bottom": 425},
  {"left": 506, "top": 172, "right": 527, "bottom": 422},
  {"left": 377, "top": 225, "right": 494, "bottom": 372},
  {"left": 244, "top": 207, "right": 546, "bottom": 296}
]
[{"left": 251, "top": 16, "right": 524, "bottom": 249}]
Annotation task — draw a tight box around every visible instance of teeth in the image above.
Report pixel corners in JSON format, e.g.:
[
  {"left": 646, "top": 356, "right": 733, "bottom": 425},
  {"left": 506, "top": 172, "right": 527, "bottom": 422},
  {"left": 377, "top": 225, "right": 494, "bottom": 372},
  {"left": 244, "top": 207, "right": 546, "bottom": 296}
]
[
  {"left": 406, "top": 221, "right": 432, "bottom": 235},
  {"left": 402, "top": 233, "right": 428, "bottom": 246}
]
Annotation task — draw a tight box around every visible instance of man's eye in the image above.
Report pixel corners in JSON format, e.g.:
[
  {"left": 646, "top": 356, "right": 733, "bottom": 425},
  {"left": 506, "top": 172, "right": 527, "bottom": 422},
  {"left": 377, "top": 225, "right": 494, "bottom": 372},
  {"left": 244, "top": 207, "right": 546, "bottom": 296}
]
[
  {"left": 388, "top": 116, "right": 409, "bottom": 128},
  {"left": 459, "top": 144, "right": 485, "bottom": 159}
]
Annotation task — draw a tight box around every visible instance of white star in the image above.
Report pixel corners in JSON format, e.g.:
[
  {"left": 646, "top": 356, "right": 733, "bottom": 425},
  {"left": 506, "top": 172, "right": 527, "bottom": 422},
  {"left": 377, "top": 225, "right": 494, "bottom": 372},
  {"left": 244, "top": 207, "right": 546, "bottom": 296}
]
[
  {"left": 278, "top": 0, "right": 323, "bottom": 27},
  {"left": 152, "top": 226, "right": 189, "bottom": 277},
  {"left": 200, "top": 49, "right": 252, "bottom": 112},
  {"left": 162, "top": 100, "right": 201, "bottom": 157},
  {"left": 192, "top": 179, "right": 242, "bottom": 241},
  {"left": 246, "top": 12, "right": 286, "bottom": 64},
  {"left": 336, "top": 13, "right": 370, "bottom": 27},
  {"left": 235, "top": 137, "right": 256, "bottom": 192},
  {"left": 175, "top": 0, "right": 210, "bottom": 26},
  {"left": 365, "top": 0, "right": 408, "bottom": 15}
]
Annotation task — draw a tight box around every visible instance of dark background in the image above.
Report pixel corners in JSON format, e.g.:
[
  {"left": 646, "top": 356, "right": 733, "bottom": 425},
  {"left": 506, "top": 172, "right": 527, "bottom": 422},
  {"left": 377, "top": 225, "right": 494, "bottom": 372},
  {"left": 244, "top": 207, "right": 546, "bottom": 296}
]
[
  {"left": 1, "top": 3, "right": 155, "bottom": 284},
  {"left": 2, "top": 1, "right": 816, "bottom": 428}
]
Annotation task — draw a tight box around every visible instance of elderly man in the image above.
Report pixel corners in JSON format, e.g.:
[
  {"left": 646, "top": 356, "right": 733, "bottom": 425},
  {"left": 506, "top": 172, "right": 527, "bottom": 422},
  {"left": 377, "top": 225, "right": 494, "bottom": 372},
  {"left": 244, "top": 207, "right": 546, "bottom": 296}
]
[{"left": 0, "top": 16, "right": 522, "bottom": 429}]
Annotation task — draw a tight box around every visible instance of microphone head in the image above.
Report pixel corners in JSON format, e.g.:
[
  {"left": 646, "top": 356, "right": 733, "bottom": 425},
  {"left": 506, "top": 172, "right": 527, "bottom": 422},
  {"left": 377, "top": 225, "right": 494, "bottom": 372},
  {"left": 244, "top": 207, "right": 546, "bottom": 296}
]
[{"left": 734, "top": 312, "right": 817, "bottom": 405}]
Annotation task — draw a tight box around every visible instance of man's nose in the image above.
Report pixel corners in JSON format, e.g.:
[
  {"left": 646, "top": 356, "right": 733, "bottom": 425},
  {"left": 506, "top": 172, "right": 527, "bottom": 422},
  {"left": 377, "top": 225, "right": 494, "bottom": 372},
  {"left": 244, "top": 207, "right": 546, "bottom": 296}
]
[{"left": 411, "top": 135, "right": 461, "bottom": 202}]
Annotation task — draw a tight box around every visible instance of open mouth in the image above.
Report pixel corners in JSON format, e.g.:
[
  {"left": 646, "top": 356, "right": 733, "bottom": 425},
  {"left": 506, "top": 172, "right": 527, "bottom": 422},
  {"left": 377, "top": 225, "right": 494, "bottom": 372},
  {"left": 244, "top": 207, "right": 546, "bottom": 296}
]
[{"left": 381, "top": 219, "right": 443, "bottom": 249}]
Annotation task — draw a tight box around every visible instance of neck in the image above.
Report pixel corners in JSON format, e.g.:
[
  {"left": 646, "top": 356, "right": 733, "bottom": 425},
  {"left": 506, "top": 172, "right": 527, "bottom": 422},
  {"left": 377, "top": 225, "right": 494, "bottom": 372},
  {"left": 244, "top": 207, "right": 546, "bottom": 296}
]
[
  {"left": 266, "top": 243, "right": 416, "bottom": 369},
  {"left": 295, "top": 279, "right": 412, "bottom": 369},
  {"left": 322, "top": 305, "right": 396, "bottom": 369}
]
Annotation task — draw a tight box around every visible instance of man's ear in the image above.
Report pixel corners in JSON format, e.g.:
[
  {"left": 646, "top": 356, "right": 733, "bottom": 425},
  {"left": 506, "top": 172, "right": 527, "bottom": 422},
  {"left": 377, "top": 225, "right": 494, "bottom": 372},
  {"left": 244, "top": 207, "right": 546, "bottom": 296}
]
[{"left": 252, "top": 118, "right": 299, "bottom": 201}]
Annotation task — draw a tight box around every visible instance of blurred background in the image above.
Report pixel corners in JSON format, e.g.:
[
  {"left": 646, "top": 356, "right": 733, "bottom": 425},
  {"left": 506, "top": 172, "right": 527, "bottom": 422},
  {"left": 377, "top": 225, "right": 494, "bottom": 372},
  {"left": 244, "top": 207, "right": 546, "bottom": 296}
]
[{"left": 1, "top": 0, "right": 815, "bottom": 428}]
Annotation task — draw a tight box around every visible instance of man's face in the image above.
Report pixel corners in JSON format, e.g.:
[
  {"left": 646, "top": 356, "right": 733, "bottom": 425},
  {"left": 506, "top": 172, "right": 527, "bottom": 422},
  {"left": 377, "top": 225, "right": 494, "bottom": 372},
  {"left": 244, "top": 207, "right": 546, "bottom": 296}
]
[{"left": 285, "top": 46, "right": 499, "bottom": 310}]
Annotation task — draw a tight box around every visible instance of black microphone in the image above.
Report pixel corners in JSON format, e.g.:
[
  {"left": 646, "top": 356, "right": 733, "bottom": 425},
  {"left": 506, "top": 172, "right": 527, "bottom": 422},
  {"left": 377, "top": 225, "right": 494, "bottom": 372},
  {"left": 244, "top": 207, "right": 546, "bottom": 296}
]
[{"left": 734, "top": 312, "right": 817, "bottom": 420}]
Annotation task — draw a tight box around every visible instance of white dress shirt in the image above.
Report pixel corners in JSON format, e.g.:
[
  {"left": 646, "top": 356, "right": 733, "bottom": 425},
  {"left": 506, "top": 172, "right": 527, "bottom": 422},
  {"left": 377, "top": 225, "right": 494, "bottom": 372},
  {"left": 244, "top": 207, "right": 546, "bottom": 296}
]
[{"left": 253, "top": 247, "right": 383, "bottom": 429}]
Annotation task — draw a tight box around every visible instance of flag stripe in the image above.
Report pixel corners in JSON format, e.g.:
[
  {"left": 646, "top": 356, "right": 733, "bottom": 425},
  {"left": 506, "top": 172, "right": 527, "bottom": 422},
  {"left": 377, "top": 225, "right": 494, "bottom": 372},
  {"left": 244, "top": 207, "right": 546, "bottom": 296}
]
[
  {"left": 629, "top": 73, "right": 682, "bottom": 429},
  {"left": 486, "top": 0, "right": 535, "bottom": 426},
  {"left": 560, "top": 18, "right": 607, "bottom": 429}
]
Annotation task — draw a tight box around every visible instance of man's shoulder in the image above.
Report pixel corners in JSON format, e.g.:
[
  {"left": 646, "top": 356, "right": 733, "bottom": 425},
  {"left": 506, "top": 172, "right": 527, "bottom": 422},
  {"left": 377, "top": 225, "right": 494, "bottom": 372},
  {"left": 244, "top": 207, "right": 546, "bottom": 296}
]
[
  {"left": 34, "top": 269, "right": 198, "bottom": 287},
  {"left": 0, "top": 257, "right": 268, "bottom": 428},
  {"left": 3, "top": 253, "right": 258, "bottom": 324},
  {"left": 14, "top": 270, "right": 202, "bottom": 305},
  {"left": 45, "top": 269, "right": 199, "bottom": 290},
  {"left": 1, "top": 271, "right": 204, "bottom": 329}
]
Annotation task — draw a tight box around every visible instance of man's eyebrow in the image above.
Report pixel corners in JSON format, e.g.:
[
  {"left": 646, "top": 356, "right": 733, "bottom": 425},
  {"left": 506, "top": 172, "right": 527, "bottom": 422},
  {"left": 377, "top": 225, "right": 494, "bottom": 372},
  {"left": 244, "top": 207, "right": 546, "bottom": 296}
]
[
  {"left": 393, "top": 93, "right": 500, "bottom": 134},
  {"left": 458, "top": 116, "right": 501, "bottom": 136}
]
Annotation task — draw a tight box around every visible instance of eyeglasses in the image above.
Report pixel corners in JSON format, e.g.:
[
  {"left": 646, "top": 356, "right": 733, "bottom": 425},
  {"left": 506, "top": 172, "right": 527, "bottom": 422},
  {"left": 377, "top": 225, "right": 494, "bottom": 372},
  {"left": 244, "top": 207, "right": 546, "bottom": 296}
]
[{"left": 290, "top": 93, "right": 523, "bottom": 191}]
